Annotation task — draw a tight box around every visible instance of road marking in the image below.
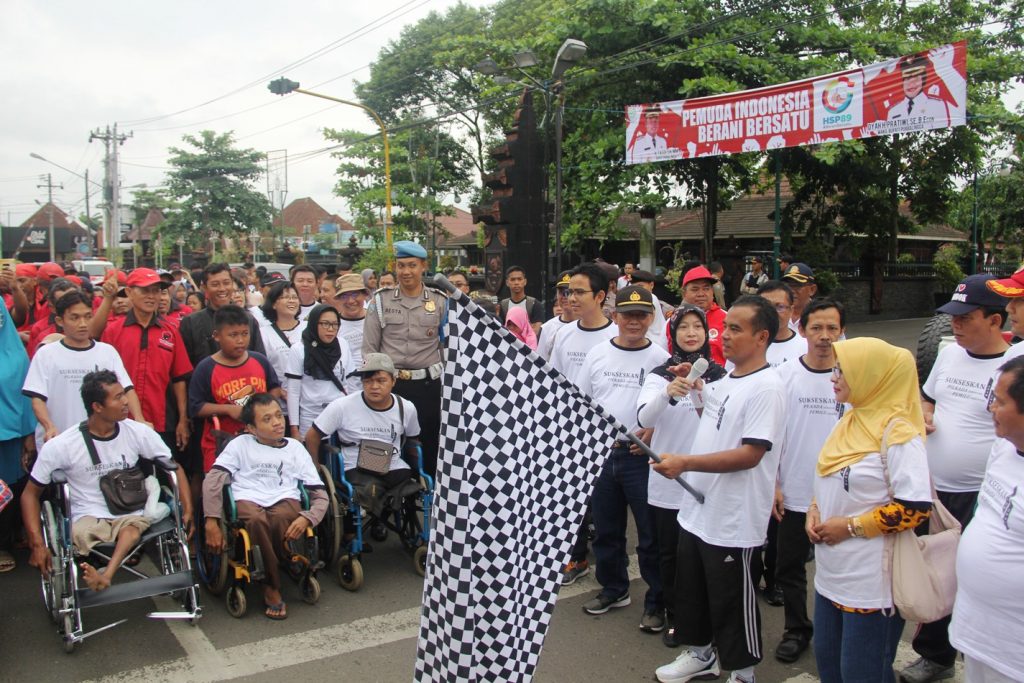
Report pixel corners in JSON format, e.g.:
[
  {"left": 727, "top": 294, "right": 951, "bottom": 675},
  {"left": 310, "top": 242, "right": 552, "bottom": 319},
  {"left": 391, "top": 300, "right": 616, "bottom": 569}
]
[{"left": 84, "top": 559, "right": 638, "bottom": 683}]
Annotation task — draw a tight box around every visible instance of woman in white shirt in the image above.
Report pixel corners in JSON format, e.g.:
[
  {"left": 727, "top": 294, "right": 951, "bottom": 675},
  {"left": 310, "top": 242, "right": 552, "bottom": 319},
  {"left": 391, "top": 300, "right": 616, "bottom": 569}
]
[
  {"left": 807, "top": 338, "right": 932, "bottom": 683},
  {"left": 259, "top": 282, "right": 303, "bottom": 383},
  {"left": 286, "top": 305, "right": 352, "bottom": 439}
]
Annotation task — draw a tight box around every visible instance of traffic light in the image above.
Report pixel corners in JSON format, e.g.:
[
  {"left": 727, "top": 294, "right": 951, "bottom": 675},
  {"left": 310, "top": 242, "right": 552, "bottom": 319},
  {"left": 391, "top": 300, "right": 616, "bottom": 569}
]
[{"left": 268, "top": 78, "right": 300, "bottom": 95}]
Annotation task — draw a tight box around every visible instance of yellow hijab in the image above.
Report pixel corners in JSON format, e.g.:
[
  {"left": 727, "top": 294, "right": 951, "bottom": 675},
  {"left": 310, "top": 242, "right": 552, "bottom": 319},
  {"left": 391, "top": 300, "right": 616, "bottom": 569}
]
[{"left": 817, "top": 337, "right": 926, "bottom": 476}]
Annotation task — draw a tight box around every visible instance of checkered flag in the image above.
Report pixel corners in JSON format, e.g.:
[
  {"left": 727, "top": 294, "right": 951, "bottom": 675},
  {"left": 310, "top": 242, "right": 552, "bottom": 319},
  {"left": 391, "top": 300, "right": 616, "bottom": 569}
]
[{"left": 414, "top": 291, "right": 622, "bottom": 682}]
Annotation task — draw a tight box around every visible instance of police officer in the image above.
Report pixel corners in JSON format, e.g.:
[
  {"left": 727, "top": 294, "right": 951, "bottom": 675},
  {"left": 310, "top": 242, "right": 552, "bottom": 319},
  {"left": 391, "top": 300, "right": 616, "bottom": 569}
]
[{"left": 362, "top": 241, "right": 447, "bottom": 477}]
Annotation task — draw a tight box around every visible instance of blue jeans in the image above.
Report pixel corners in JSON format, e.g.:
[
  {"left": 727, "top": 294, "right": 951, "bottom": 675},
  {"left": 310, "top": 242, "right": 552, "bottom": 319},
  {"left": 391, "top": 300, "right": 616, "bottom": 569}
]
[
  {"left": 813, "top": 592, "right": 904, "bottom": 683},
  {"left": 591, "top": 447, "right": 661, "bottom": 611}
]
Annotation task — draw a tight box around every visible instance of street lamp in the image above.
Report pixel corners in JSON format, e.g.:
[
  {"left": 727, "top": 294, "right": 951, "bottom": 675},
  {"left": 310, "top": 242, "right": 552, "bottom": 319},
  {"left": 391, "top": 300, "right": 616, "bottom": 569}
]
[
  {"left": 550, "top": 39, "right": 587, "bottom": 275},
  {"left": 267, "top": 78, "right": 393, "bottom": 258}
]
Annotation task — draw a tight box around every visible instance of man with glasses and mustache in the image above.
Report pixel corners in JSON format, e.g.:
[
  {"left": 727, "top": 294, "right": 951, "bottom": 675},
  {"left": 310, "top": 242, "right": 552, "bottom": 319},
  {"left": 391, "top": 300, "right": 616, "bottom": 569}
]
[{"left": 550, "top": 263, "right": 618, "bottom": 587}]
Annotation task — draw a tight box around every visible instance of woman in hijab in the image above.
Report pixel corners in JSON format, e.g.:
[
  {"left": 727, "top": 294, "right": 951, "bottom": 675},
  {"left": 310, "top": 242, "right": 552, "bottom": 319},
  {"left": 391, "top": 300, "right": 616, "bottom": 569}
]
[
  {"left": 808, "top": 337, "right": 932, "bottom": 683},
  {"left": 0, "top": 287, "right": 38, "bottom": 572},
  {"left": 637, "top": 303, "right": 727, "bottom": 646},
  {"left": 286, "top": 304, "right": 353, "bottom": 439},
  {"left": 505, "top": 306, "right": 538, "bottom": 350}
]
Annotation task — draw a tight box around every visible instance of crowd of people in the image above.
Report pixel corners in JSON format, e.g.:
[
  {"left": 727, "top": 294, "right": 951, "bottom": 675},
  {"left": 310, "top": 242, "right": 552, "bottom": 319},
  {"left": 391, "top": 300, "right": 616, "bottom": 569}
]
[{"left": 0, "top": 245, "right": 1022, "bottom": 682}]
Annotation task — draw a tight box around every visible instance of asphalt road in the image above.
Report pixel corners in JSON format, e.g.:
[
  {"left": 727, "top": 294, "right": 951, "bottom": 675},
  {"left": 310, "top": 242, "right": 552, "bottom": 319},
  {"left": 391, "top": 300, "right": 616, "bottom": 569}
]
[{"left": 1, "top": 316, "right": 961, "bottom": 682}]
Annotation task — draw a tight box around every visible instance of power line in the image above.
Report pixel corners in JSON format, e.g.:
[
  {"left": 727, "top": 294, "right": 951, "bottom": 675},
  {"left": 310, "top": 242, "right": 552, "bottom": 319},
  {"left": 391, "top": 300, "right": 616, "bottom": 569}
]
[{"left": 119, "top": 0, "right": 434, "bottom": 128}]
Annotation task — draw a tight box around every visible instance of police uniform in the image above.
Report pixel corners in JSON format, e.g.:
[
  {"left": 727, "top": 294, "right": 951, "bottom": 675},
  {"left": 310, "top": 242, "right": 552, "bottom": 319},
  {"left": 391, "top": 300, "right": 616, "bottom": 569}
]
[{"left": 362, "top": 241, "right": 447, "bottom": 476}]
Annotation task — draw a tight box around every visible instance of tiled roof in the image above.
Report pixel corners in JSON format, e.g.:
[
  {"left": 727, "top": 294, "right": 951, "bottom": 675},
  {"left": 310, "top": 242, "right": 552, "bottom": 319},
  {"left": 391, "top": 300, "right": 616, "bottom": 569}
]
[
  {"left": 20, "top": 202, "right": 87, "bottom": 235},
  {"left": 125, "top": 208, "right": 165, "bottom": 241},
  {"left": 435, "top": 207, "right": 481, "bottom": 247},
  {"left": 274, "top": 197, "right": 354, "bottom": 236}
]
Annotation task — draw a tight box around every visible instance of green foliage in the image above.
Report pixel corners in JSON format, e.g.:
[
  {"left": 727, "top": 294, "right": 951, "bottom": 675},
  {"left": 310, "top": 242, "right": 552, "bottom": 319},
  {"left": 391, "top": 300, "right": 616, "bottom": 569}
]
[
  {"left": 814, "top": 269, "right": 841, "bottom": 296},
  {"left": 933, "top": 242, "right": 966, "bottom": 291},
  {"left": 350, "top": 0, "right": 1023, "bottom": 258},
  {"left": 896, "top": 252, "right": 917, "bottom": 264},
  {"left": 129, "top": 188, "right": 177, "bottom": 227},
  {"left": 324, "top": 117, "right": 473, "bottom": 247},
  {"left": 160, "top": 131, "right": 273, "bottom": 248},
  {"left": 354, "top": 245, "right": 393, "bottom": 276},
  {"left": 946, "top": 158, "right": 1024, "bottom": 264}
]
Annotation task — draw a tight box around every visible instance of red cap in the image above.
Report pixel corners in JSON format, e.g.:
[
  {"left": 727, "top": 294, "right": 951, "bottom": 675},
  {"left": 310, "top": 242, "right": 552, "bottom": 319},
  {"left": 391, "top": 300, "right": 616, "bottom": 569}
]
[
  {"left": 37, "top": 262, "right": 65, "bottom": 281},
  {"left": 65, "top": 275, "right": 82, "bottom": 286},
  {"left": 106, "top": 269, "right": 128, "bottom": 285},
  {"left": 15, "top": 263, "right": 37, "bottom": 278},
  {"left": 987, "top": 265, "right": 1024, "bottom": 298},
  {"left": 682, "top": 265, "right": 715, "bottom": 286},
  {"left": 125, "top": 268, "right": 168, "bottom": 289}
]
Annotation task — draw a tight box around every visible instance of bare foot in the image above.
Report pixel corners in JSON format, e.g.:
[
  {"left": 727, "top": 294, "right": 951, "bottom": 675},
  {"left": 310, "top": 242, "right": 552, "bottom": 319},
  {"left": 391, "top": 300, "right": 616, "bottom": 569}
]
[{"left": 80, "top": 563, "right": 111, "bottom": 591}]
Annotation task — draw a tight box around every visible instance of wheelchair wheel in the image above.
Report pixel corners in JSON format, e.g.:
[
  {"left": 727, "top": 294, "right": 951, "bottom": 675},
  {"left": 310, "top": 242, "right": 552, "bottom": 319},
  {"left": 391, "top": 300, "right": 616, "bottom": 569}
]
[
  {"left": 300, "top": 575, "right": 321, "bottom": 605},
  {"left": 62, "top": 615, "right": 77, "bottom": 654},
  {"left": 40, "top": 501, "right": 63, "bottom": 621},
  {"left": 226, "top": 585, "right": 247, "bottom": 618},
  {"left": 413, "top": 545, "right": 428, "bottom": 577},
  {"left": 336, "top": 555, "right": 363, "bottom": 591},
  {"left": 316, "top": 465, "right": 342, "bottom": 568},
  {"left": 369, "top": 520, "right": 388, "bottom": 543},
  {"left": 197, "top": 519, "right": 230, "bottom": 596}
]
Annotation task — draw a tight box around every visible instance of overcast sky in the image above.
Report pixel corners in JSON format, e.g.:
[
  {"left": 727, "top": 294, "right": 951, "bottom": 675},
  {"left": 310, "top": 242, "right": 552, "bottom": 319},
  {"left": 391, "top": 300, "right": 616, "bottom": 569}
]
[
  {"left": 2, "top": 1, "right": 1019, "bottom": 230},
  {"left": 0, "top": 0, "right": 489, "bottom": 228}
]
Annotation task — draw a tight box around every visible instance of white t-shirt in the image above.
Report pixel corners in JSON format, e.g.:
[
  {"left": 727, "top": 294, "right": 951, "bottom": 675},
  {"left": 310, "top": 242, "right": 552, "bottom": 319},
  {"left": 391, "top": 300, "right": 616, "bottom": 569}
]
[
  {"left": 30, "top": 419, "right": 171, "bottom": 522},
  {"left": 211, "top": 434, "right": 323, "bottom": 509},
  {"left": 649, "top": 294, "right": 669, "bottom": 351},
  {"left": 637, "top": 372, "right": 703, "bottom": 510},
  {"left": 298, "top": 302, "right": 316, "bottom": 323},
  {"left": 23, "top": 340, "right": 136, "bottom": 452},
  {"left": 950, "top": 438, "right": 1024, "bottom": 681},
  {"left": 285, "top": 341, "right": 354, "bottom": 436},
  {"left": 259, "top": 322, "right": 304, "bottom": 385},
  {"left": 577, "top": 340, "right": 669, "bottom": 431},
  {"left": 923, "top": 343, "right": 1007, "bottom": 492},
  {"left": 312, "top": 392, "right": 420, "bottom": 472},
  {"left": 249, "top": 305, "right": 267, "bottom": 326},
  {"left": 537, "top": 315, "right": 571, "bottom": 361},
  {"left": 675, "top": 365, "right": 786, "bottom": 547},
  {"left": 338, "top": 317, "right": 366, "bottom": 395},
  {"left": 776, "top": 358, "right": 848, "bottom": 512},
  {"left": 813, "top": 438, "right": 932, "bottom": 609},
  {"left": 1002, "top": 341, "right": 1024, "bottom": 363},
  {"left": 549, "top": 319, "right": 618, "bottom": 385}
]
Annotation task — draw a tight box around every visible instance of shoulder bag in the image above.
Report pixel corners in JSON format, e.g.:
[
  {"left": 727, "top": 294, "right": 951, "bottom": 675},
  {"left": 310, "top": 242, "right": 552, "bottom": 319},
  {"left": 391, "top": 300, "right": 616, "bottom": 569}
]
[
  {"left": 81, "top": 422, "right": 148, "bottom": 516},
  {"left": 879, "top": 420, "right": 961, "bottom": 623},
  {"left": 356, "top": 397, "right": 404, "bottom": 475}
]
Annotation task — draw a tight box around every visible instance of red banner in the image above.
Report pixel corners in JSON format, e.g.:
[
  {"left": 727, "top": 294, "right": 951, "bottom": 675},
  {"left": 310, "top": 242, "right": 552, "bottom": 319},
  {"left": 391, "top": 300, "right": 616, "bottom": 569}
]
[{"left": 625, "top": 42, "right": 967, "bottom": 164}]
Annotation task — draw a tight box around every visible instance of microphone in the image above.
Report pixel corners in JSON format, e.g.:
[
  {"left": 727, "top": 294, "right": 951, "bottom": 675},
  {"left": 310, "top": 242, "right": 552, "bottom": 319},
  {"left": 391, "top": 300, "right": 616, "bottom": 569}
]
[{"left": 686, "top": 358, "right": 709, "bottom": 410}]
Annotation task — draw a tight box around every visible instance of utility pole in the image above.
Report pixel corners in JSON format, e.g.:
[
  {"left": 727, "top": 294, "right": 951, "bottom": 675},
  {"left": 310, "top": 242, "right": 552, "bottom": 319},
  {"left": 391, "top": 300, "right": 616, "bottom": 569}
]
[
  {"left": 37, "top": 173, "right": 64, "bottom": 261},
  {"left": 89, "top": 124, "right": 132, "bottom": 262}
]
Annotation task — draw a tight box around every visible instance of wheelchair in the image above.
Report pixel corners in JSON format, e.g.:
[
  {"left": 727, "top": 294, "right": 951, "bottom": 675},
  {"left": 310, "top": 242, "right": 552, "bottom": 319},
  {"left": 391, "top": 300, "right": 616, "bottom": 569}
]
[
  {"left": 316, "top": 439, "right": 433, "bottom": 591},
  {"left": 195, "top": 419, "right": 323, "bottom": 618},
  {"left": 39, "top": 456, "right": 200, "bottom": 653}
]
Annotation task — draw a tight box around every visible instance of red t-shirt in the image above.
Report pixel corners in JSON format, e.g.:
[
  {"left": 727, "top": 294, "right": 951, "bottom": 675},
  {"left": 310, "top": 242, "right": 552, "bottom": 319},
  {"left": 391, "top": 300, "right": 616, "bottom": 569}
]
[
  {"left": 664, "top": 303, "right": 727, "bottom": 367},
  {"left": 26, "top": 317, "right": 56, "bottom": 358},
  {"left": 188, "top": 352, "right": 280, "bottom": 471},
  {"left": 102, "top": 311, "right": 193, "bottom": 432}
]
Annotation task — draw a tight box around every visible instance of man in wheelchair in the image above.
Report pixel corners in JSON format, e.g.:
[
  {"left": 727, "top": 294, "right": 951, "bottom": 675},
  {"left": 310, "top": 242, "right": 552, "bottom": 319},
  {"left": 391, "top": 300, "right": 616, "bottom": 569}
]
[
  {"left": 304, "top": 352, "right": 422, "bottom": 492},
  {"left": 203, "top": 392, "right": 327, "bottom": 620},
  {"left": 21, "top": 370, "right": 193, "bottom": 592}
]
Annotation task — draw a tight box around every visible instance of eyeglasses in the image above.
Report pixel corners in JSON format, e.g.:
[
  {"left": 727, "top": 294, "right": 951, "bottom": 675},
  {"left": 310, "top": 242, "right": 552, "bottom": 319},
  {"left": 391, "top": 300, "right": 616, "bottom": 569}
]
[
  {"left": 318, "top": 321, "right": 340, "bottom": 330},
  {"left": 556, "top": 288, "right": 569, "bottom": 297},
  {"left": 337, "top": 291, "right": 363, "bottom": 300},
  {"left": 567, "top": 288, "right": 592, "bottom": 298}
]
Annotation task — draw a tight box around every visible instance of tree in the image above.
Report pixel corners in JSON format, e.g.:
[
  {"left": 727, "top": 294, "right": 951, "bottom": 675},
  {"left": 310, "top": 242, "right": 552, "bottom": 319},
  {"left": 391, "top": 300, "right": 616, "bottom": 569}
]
[
  {"left": 129, "top": 188, "right": 177, "bottom": 227},
  {"left": 324, "top": 116, "right": 474, "bottom": 253},
  {"left": 351, "top": 0, "right": 1024, "bottom": 261},
  {"left": 160, "top": 131, "right": 273, "bottom": 248}
]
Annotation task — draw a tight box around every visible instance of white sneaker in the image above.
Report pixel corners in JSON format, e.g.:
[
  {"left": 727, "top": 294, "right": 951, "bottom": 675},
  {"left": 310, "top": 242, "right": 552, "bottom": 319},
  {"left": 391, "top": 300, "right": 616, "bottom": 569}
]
[
  {"left": 728, "top": 672, "right": 755, "bottom": 683},
  {"left": 655, "top": 648, "right": 720, "bottom": 683}
]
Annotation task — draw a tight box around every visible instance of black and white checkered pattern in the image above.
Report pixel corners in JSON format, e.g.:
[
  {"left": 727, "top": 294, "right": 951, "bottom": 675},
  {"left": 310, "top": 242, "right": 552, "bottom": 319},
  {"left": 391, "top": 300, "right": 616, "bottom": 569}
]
[{"left": 414, "top": 293, "right": 623, "bottom": 682}]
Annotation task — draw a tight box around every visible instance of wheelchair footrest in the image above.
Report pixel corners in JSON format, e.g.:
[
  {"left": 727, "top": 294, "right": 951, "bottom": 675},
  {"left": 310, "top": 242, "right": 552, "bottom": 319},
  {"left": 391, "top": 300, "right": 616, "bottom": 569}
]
[{"left": 77, "top": 570, "right": 195, "bottom": 609}]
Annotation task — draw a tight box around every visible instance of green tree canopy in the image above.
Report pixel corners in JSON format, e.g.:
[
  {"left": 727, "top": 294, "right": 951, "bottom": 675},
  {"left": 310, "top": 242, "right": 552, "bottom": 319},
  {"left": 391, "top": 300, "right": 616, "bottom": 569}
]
[{"left": 160, "top": 130, "right": 273, "bottom": 246}]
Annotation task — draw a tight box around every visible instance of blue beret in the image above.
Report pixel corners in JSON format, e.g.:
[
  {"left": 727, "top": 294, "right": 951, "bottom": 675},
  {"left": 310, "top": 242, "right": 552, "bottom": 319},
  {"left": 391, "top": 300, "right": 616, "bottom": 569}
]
[{"left": 394, "top": 240, "right": 427, "bottom": 259}]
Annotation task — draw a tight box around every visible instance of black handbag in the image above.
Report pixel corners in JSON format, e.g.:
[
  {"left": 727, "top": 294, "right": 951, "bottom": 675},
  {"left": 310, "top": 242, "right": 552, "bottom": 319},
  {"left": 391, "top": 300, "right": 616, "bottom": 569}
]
[{"left": 80, "top": 422, "right": 148, "bottom": 516}]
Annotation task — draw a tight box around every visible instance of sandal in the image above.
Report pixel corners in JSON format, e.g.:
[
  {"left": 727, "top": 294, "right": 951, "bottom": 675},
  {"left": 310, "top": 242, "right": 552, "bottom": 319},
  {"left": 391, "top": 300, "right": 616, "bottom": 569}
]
[
  {"left": 0, "top": 550, "right": 14, "bottom": 573},
  {"left": 264, "top": 601, "right": 287, "bottom": 620}
]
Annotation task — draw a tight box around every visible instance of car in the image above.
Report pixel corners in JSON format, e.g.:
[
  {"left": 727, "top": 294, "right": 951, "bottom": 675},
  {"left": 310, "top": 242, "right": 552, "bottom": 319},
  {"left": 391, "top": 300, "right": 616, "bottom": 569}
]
[{"left": 71, "top": 259, "right": 115, "bottom": 285}]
